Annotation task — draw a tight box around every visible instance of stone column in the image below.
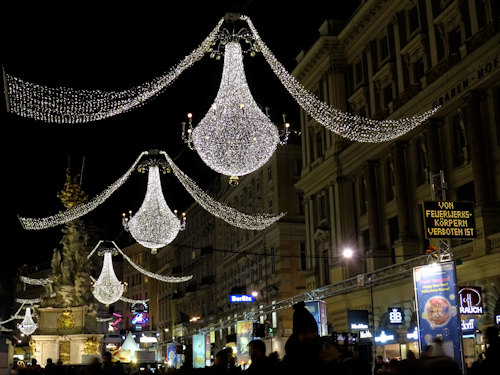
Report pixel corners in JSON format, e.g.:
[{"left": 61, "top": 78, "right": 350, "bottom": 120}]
[
  {"left": 463, "top": 91, "right": 492, "bottom": 205},
  {"left": 423, "top": 118, "right": 443, "bottom": 176},
  {"left": 364, "top": 161, "right": 381, "bottom": 251},
  {"left": 391, "top": 142, "right": 411, "bottom": 238}
]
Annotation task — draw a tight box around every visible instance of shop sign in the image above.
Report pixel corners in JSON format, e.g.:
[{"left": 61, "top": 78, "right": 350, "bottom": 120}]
[
  {"left": 461, "top": 318, "right": 475, "bottom": 331},
  {"left": 496, "top": 315, "right": 500, "bottom": 325},
  {"left": 229, "top": 295, "right": 255, "bottom": 303},
  {"left": 375, "top": 331, "right": 396, "bottom": 344},
  {"left": 130, "top": 301, "right": 149, "bottom": 313},
  {"left": 131, "top": 313, "right": 149, "bottom": 325},
  {"left": 458, "top": 287, "right": 483, "bottom": 314},
  {"left": 388, "top": 308, "right": 404, "bottom": 324},
  {"left": 360, "top": 330, "right": 372, "bottom": 339},
  {"left": 422, "top": 201, "right": 476, "bottom": 238},
  {"left": 413, "top": 262, "right": 463, "bottom": 371},
  {"left": 407, "top": 327, "right": 418, "bottom": 340},
  {"left": 348, "top": 310, "right": 369, "bottom": 330}
]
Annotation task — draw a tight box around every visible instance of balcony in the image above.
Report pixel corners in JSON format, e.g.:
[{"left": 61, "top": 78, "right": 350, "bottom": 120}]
[
  {"left": 465, "top": 18, "right": 500, "bottom": 55},
  {"left": 425, "top": 52, "right": 461, "bottom": 85}
]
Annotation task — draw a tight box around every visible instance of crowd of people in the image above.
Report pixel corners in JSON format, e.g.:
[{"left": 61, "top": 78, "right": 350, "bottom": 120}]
[{"left": 8, "top": 304, "right": 500, "bottom": 375}]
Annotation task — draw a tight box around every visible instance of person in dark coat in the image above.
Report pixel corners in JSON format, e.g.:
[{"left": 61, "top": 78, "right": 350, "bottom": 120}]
[
  {"left": 278, "top": 301, "right": 321, "bottom": 374},
  {"left": 418, "top": 337, "right": 460, "bottom": 375},
  {"left": 243, "top": 339, "right": 275, "bottom": 375}
]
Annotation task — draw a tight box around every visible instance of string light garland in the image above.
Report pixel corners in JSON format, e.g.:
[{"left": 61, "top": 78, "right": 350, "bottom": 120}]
[
  {"left": 242, "top": 15, "right": 439, "bottom": 142},
  {"left": 190, "top": 41, "right": 280, "bottom": 180},
  {"left": 18, "top": 152, "right": 148, "bottom": 230},
  {"left": 3, "top": 19, "right": 225, "bottom": 123},
  {"left": 20, "top": 276, "right": 53, "bottom": 285},
  {"left": 160, "top": 151, "right": 285, "bottom": 229},
  {"left": 91, "top": 248, "right": 127, "bottom": 306},
  {"left": 19, "top": 150, "right": 283, "bottom": 232},
  {"left": 18, "top": 307, "right": 38, "bottom": 335},
  {"left": 124, "top": 161, "right": 186, "bottom": 253},
  {"left": 5, "top": 15, "right": 436, "bottom": 143},
  {"left": 89, "top": 240, "right": 192, "bottom": 283}
]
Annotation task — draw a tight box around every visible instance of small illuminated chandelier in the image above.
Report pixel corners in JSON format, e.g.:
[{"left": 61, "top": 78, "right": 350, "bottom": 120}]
[
  {"left": 123, "top": 159, "right": 186, "bottom": 253},
  {"left": 18, "top": 307, "right": 38, "bottom": 335},
  {"left": 184, "top": 31, "right": 288, "bottom": 185},
  {"left": 91, "top": 247, "right": 127, "bottom": 306}
]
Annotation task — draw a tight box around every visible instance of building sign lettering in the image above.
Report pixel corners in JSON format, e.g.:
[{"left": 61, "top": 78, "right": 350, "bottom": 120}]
[
  {"left": 388, "top": 307, "right": 404, "bottom": 324},
  {"left": 458, "top": 286, "right": 483, "bottom": 315},
  {"left": 432, "top": 56, "right": 499, "bottom": 109},
  {"left": 422, "top": 201, "right": 476, "bottom": 238},
  {"left": 229, "top": 295, "right": 255, "bottom": 303}
]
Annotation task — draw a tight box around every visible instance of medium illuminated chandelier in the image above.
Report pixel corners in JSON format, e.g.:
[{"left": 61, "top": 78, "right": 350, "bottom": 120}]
[
  {"left": 18, "top": 150, "right": 284, "bottom": 233},
  {"left": 91, "top": 247, "right": 127, "bottom": 306},
  {"left": 122, "top": 159, "right": 186, "bottom": 253},
  {"left": 182, "top": 30, "right": 289, "bottom": 184},
  {"left": 18, "top": 307, "right": 38, "bottom": 335}
]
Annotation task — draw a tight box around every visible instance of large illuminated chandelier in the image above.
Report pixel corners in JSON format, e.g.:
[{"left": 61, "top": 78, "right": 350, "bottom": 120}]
[
  {"left": 91, "top": 247, "right": 127, "bottom": 306},
  {"left": 182, "top": 29, "right": 288, "bottom": 183},
  {"left": 18, "top": 307, "right": 38, "bottom": 335},
  {"left": 123, "top": 159, "right": 186, "bottom": 253}
]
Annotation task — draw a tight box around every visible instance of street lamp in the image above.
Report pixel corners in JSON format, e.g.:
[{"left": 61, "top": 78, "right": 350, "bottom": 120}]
[{"left": 343, "top": 248, "right": 354, "bottom": 259}]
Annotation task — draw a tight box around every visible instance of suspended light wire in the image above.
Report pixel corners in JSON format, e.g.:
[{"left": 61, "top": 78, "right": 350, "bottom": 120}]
[
  {"left": 20, "top": 276, "right": 53, "bottom": 285},
  {"left": 3, "top": 19, "right": 225, "bottom": 124},
  {"left": 160, "top": 151, "right": 286, "bottom": 230},
  {"left": 18, "top": 150, "right": 283, "bottom": 233},
  {"left": 191, "top": 41, "right": 280, "bottom": 179},
  {"left": 125, "top": 163, "right": 185, "bottom": 253},
  {"left": 18, "top": 151, "right": 148, "bottom": 230},
  {"left": 5, "top": 15, "right": 436, "bottom": 143},
  {"left": 89, "top": 240, "right": 192, "bottom": 283},
  {"left": 241, "top": 15, "right": 439, "bottom": 142}
]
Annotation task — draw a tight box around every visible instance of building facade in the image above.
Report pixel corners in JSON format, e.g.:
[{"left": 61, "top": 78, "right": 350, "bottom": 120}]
[{"left": 293, "top": 0, "right": 499, "bottom": 367}]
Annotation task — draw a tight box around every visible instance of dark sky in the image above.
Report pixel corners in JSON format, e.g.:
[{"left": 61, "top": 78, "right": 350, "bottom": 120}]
[{"left": 1, "top": 1, "right": 361, "bottom": 280}]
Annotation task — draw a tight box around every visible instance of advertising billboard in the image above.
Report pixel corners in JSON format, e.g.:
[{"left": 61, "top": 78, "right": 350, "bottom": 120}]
[
  {"left": 305, "top": 300, "right": 328, "bottom": 336},
  {"left": 413, "top": 262, "right": 463, "bottom": 371},
  {"left": 236, "top": 321, "right": 253, "bottom": 366},
  {"left": 192, "top": 334, "right": 206, "bottom": 368}
]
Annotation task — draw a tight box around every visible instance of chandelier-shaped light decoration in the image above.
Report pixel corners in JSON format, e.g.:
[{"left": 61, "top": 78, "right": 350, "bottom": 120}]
[
  {"left": 91, "top": 248, "right": 127, "bottom": 306},
  {"left": 124, "top": 160, "right": 186, "bottom": 253},
  {"left": 189, "top": 41, "right": 280, "bottom": 181},
  {"left": 18, "top": 307, "right": 38, "bottom": 335}
]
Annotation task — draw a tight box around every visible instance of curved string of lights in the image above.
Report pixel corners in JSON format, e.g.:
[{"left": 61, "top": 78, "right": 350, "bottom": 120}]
[
  {"left": 89, "top": 240, "right": 192, "bottom": 283},
  {"left": 20, "top": 276, "right": 53, "bottom": 285},
  {"left": 160, "top": 151, "right": 286, "bottom": 230},
  {"left": 241, "top": 15, "right": 439, "bottom": 142},
  {"left": 4, "top": 18, "right": 225, "bottom": 124},
  {"left": 4, "top": 15, "right": 437, "bottom": 143},
  {"left": 18, "top": 150, "right": 284, "bottom": 232},
  {"left": 18, "top": 152, "right": 148, "bottom": 230}
]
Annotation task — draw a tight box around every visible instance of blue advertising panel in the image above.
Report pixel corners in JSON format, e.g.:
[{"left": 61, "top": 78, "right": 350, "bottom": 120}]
[
  {"left": 167, "top": 343, "right": 177, "bottom": 368},
  {"left": 413, "top": 262, "right": 463, "bottom": 371},
  {"left": 305, "top": 301, "right": 328, "bottom": 336},
  {"left": 192, "top": 334, "right": 206, "bottom": 368}
]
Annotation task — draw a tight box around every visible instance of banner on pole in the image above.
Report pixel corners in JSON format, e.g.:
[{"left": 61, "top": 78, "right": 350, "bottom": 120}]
[{"left": 413, "top": 262, "right": 463, "bottom": 371}]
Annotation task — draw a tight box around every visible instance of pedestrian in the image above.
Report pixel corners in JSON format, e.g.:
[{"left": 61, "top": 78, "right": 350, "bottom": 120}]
[
  {"left": 373, "top": 355, "right": 384, "bottom": 375},
  {"left": 318, "top": 336, "right": 343, "bottom": 372},
  {"left": 44, "top": 359, "right": 57, "bottom": 375},
  {"left": 472, "top": 325, "right": 500, "bottom": 374},
  {"left": 243, "top": 339, "right": 275, "bottom": 375},
  {"left": 278, "top": 301, "right": 322, "bottom": 374},
  {"left": 419, "top": 337, "right": 460, "bottom": 375}
]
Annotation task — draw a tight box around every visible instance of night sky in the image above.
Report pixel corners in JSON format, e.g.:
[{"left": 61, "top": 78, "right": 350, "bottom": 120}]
[{"left": 1, "top": 1, "right": 361, "bottom": 281}]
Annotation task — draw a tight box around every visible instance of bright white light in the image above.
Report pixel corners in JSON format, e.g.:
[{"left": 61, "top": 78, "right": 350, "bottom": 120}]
[
  {"left": 251, "top": 291, "right": 258, "bottom": 297},
  {"left": 18, "top": 307, "right": 37, "bottom": 335},
  {"left": 127, "top": 165, "right": 183, "bottom": 251},
  {"left": 192, "top": 42, "right": 279, "bottom": 178},
  {"left": 92, "top": 251, "right": 126, "bottom": 305},
  {"left": 343, "top": 248, "right": 354, "bottom": 258}
]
